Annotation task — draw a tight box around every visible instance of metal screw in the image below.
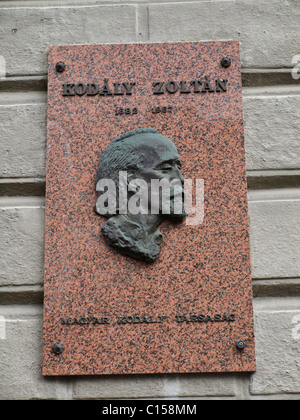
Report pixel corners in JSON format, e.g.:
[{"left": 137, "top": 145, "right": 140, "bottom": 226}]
[
  {"left": 221, "top": 57, "right": 231, "bottom": 68},
  {"left": 55, "top": 62, "right": 66, "bottom": 73},
  {"left": 52, "top": 342, "right": 64, "bottom": 354},
  {"left": 236, "top": 340, "right": 246, "bottom": 350}
]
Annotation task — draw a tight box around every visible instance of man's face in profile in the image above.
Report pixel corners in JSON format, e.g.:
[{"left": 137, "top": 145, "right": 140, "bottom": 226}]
[
  {"left": 96, "top": 128, "right": 186, "bottom": 262},
  {"left": 132, "top": 135, "right": 186, "bottom": 221}
]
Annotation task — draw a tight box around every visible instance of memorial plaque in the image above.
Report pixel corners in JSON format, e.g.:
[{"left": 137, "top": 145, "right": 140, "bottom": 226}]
[{"left": 43, "top": 41, "right": 256, "bottom": 375}]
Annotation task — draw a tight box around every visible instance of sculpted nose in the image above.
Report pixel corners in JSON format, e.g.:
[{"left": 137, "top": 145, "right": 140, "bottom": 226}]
[
  {"left": 174, "top": 167, "right": 184, "bottom": 186},
  {"left": 179, "top": 170, "right": 184, "bottom": 186}
]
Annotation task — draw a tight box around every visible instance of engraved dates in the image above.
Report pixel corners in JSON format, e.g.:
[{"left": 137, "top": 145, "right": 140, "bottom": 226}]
[
  {"left": 152, "top": 106, "right": 173, "bottom": 114},
  {"left": 115, "top": 106, "right": 138, "bottom": 116},
  {"left": 114, "top": 105, "right": 174, "bottom": 116}
]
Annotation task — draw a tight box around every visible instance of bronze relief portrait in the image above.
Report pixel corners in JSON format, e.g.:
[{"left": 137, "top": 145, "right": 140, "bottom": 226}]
[{"left": 95, "top": 128, "right": 186, "bottom": 262}]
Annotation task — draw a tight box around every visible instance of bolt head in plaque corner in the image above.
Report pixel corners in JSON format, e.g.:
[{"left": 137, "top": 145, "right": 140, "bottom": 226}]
[
  {"left": 55, "top": 62, "right": 66, "bottom": 73},
  {"left": 52, "top": 342, "right": 64, "bottom": 355},
  {"left": 221, "top": 57, "right": 232, "bottom": 68},
  {"left": 236, "top": 340, "right": 246, "bottom": 351}
]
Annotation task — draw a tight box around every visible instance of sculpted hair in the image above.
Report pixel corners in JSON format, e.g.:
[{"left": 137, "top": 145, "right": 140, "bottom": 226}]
[
  {"left": 96, "top": 128, "right": 158, "bottom": 183},
  {"left": 95, "top": 128, "right": 159, "bottom": 214}
]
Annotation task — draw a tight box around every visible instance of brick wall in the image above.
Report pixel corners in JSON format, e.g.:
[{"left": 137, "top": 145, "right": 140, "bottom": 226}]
[{"left": 0, "top": 0, "right": 300, "bottom": 399}]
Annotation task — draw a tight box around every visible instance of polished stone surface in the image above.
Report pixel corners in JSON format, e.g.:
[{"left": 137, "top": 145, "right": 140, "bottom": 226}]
[{"left": 43, "top": 41, "right": 256, "bottom": 376}]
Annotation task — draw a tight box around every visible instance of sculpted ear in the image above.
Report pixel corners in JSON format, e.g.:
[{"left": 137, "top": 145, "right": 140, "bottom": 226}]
[
  {"left": 126, "top": 171, "right": 136, "bottom": 199},
  {"left": 127, "top": 172, "right": 134, "bottom": 183},
  {"left": 126, "top": 168, "right": 137, "bottom": 185}
]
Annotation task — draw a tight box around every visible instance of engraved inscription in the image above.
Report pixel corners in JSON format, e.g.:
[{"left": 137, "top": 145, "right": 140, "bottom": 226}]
[
  {"left": 152, "top": 79, "right": 227, "bottom": 94},
  {"left": 115, "top": 106, "right": 138, "bottom": 116},
  {"left": 151, "top": 106, "right": 173, "bottom": 114},
  {"left": 62, "top": 80, "right": 136, "bottom": 97},
  {"left": 60, "top": 313, "right": 235, "bottom": 326},
  {"left": 61, "top": 78, "right": 227, "bottom": 97}
]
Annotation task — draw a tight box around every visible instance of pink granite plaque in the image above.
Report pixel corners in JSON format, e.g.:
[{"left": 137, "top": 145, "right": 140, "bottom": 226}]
[{"left": 43, "top": 41, "right": 256, "bottom": 376}]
